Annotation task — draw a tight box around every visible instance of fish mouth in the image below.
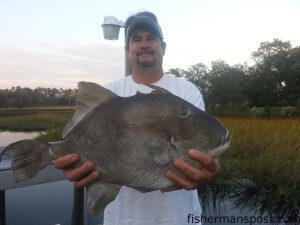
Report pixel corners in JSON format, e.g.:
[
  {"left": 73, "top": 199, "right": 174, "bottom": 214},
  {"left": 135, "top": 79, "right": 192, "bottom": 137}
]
[
  {"left": 209, "top": 141, "right": 230, "bottom": 158},
  {"left": 224, "top": 130, "right": 231, "bottom": 144},
  {"left": 209, "top": 130, "right": 231, "bottom": 158}
]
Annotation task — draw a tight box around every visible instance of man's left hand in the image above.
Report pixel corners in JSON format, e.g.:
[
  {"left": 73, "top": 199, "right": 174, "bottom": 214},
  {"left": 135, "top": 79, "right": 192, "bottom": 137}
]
[{"left": 161, "top": 149, "right": 221, "bottom": 192}]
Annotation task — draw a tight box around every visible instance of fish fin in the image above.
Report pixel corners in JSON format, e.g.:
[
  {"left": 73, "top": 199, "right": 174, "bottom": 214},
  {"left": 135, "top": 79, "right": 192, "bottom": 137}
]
[
  {"left": 171, "top": 137, "right": 179, "bottom": 151},
  {"left": 86, "top": 182, "right": 120, "bottom": 215},
  {"left": 150, "top": 138, "right": 175, "bottom": 165},
  {"left": 136, "top": 91, "right": 146, "bottom": 95},
  {"left": 144, "top": 84, "right": 171, "bottom": 94},
  {"left": 3, "top": 139, "right": 53, "bottom": 182},
  {"left": 62, "top": 82, "right": 117, "bottom": 138},
  {"left": 133, "top": 187, "right": 153, "bottom": 193}
]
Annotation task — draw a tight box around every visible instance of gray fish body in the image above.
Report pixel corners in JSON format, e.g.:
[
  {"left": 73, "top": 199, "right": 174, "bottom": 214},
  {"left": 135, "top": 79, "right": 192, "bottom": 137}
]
[{"left": 1, "top": 82, "right": 230, "bottom": 214}]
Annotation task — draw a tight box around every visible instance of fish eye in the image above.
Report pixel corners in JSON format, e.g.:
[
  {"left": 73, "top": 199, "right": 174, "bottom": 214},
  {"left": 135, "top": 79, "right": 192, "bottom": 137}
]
[{"left": 178, "top": 106, "right": 191, "bottom": 118}]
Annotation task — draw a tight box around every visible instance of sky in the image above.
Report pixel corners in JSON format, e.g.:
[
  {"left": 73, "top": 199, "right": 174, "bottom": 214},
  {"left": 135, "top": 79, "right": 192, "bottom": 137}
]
[{"left": 0, "top": 0, "right": 300, "bottom": 89}]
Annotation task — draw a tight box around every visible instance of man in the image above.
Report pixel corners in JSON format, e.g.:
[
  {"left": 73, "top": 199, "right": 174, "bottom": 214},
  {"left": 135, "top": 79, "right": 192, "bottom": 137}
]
[{"left": 54, "top": 11, "right": 221, "bottom": 225}]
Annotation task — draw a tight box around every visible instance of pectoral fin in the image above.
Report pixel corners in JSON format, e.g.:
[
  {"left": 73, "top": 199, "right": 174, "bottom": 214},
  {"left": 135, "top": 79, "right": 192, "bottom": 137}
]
[
  {"left": 86, "top": 182, "right": 121, "bottom": 215},
  {"left": 171, "top": 137, "right": 179, "bottom": 150},
  {"left": 150, "top": 138, "right": 177, "bottom": 165}
]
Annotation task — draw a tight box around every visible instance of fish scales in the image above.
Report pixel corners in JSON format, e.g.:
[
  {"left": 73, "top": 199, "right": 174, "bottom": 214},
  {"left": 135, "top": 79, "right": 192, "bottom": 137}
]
[{"left": 0, "top": 82, "right": 230, "bottom": 214}]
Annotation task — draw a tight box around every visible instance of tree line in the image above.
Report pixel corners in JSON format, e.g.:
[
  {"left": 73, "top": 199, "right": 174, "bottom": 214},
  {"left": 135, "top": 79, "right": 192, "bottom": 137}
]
[
  {"left": 0, "top": 87, "right": 76, "bottom": 108},
  {"left": 168, "top": 39, "right": 300, "bottom": 115},
  {"left": 1, "top": 39, "right": 299, "bottom": 114}
]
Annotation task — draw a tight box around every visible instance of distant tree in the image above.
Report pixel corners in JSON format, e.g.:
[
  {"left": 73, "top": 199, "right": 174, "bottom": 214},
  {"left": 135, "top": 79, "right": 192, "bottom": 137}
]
[
  {"left": 284, "top": 47, "right": 300, "bottom": 105},
  {"left": 184, "top": 63, "right": 210, "bottom": 99},
  {"left": 62, "top": 89, "right": 77, "bottom": 105},
  {"left": 168, "top": 63, "right": 210, "bottom": 100},
  {"left": 207, "top": 60, "right": 248, "bottom": 112},
  {"left": 5, "top": 97, "right": 17, "bottom": 107},
  {"left": 252, "top": 39, "right": 292, "bottom": 62},
  {"left": 167, "top": 68, "right": 185, "bottom": 77},
  {"left": 0, "top": 86, "right": 77, "bottom": 108},
  {"left": 246, "top": 39, "right": 300, "bottom": 106},
  {"left": 0, "top": 89, "right": 8, "bottom": 107}
]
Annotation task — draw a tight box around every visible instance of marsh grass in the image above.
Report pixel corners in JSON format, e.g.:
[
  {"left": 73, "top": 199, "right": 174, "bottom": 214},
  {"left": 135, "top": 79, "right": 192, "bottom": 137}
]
[
  {"left": 35, "top": 117, "right": 300, "bottom": 220},
  {"left": 0, "top": 108, "right": 73, "bottom": 131},
  {"left": 200, "top": 118, "right": 300, "bottom": 221},
  {"left": 36, "top": 127, "right": 64, "bottom": 142}
]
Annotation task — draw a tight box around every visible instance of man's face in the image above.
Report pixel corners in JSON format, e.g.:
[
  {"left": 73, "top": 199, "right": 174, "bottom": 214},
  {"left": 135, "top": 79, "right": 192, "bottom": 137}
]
[{"left": 127, "top": 30, "right": 166, "bottom": 69}]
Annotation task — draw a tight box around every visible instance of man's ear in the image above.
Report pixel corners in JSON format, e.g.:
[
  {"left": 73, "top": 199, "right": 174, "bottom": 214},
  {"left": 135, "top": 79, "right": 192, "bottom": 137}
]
[
  {"left": 125, "top": 46, "right": 129, "bottom": 55},
  {"left": 161, "top": 41, "right": 166, "bottom": 55}
]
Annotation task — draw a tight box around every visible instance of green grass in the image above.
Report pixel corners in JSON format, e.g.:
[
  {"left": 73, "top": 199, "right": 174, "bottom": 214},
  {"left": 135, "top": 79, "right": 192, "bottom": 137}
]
[
  {"left": 36, "top": 127, "right": 64, "bottom": 142},
  {"left": 0, "top": 106, "right": 74, "bottom": 115},
  {"left": 0, "top": 107, "right": 74, "bottom": 131},
  {"left": 200, "top": 118, "right": 300, "bottom": 221}
]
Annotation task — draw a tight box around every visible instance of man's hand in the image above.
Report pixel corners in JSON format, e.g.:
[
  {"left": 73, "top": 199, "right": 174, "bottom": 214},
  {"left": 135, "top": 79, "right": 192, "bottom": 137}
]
[
  {"left": 53, "top": 154, "right": 100, "bottom": 188},
  {"left": 161, "top": 149, "right": 221, "bottom": 192}
]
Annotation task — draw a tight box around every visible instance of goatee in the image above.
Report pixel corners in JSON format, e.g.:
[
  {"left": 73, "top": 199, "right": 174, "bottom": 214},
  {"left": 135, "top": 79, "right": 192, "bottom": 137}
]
[{"left": 137, "top": 60, "right": 155, "bottom": 67}]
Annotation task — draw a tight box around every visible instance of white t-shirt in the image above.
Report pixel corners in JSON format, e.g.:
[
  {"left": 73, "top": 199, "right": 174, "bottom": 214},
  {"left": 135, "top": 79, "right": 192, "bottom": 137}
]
[{"left": 103, "top": 74, "right": 204, "bottom": 225}]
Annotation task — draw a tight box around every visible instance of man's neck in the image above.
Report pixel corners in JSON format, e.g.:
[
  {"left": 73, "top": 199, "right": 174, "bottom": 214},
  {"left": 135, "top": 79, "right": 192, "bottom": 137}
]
[{"left": 131, "top": 68, "right": 164, "bottom": 84}]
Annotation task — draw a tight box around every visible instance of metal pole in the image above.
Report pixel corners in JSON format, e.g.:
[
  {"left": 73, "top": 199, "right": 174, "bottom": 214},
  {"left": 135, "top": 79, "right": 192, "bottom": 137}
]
[
  {"left": 125, "top": 32, "right": 131, "bottom": 76},
  {"left": 71, "top": 187, "right": 84, "bottom": 225},
  {"left": 0, "top": 146, "right": 6, "bottom": 225},
  {"left": 125, "top": 51, "right": 131, "bottom": 76},
  {"left": 0, "top": 190, "right": 5, "bottom": 225}
]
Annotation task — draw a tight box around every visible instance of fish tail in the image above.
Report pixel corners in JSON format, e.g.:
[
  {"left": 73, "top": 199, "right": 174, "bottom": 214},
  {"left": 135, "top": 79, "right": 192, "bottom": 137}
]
[{"left": 3, "top": 139, "right": 53, "bottom": 182}]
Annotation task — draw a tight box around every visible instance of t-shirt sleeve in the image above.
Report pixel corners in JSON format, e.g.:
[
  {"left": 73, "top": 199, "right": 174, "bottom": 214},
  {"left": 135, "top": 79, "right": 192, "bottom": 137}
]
[{"left": 184, "top": 82, "right": 205, "bottom": 111}]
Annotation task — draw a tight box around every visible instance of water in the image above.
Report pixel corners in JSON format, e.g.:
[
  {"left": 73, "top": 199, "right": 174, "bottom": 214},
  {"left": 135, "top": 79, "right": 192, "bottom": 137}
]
[
  {"left": 5, "top": 180, "right": 74, "bottom": 225},
  {"left": 0, "top": 131, "right": 40, "bottom": 146},
  {"left": 0, "top": 131, "right": 40, "bottom": 170},
  {"left": 0, "top": 131, "right": 104, "bottom": 225},
  {"left": 0, "top": 131, "right": 73, "bottom": 225}
]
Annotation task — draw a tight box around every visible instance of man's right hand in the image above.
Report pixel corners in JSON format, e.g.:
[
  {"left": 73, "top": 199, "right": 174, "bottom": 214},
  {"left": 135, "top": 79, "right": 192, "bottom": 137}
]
[{"left": 53, "top": 154, "right": 100, "bottom": 189}]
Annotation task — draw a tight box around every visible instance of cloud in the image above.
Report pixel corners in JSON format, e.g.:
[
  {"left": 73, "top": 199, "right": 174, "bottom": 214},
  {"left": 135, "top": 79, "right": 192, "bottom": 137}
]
[{"left": 0, "top": 41, "right": 125, "bottom": 89}]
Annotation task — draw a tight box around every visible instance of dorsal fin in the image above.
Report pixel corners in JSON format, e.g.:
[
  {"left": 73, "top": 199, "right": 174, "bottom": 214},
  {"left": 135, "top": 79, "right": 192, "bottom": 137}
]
[
  {"left": 144, "top": 84, "right": 171, "bottom": 94},
  {"left": 62, "top": 82, "right": 117, "bottom": 138},
  {"left": 136, "top": 91, "right": 146, "bottom": 95}
]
